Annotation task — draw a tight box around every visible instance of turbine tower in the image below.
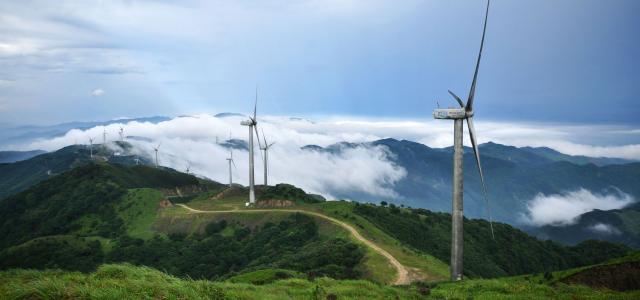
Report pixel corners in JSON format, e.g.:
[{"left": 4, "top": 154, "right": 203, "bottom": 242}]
[
  {"left": 240, "top": 87, "right": 261, "bottom": 205},
  {"left": 226, "top": 149, "right": 236, "bottom": 187},
  {"left": 432, "top": 0, "right": 494, "bottom": 282},
  {"left": 103, "top": 128, "right": 107, "bottom": 144},
  {"left": 153, "top": 143, "right": 161, "bottom": 168},
  {"left": 185, "top": 162, "right": 191, "bottom": 174},
  {"left": 260, "top": 128, "right": 276, "bottom": 186},
  {"left": 88, "top": 137, "right": 95, "bottom": 158}
]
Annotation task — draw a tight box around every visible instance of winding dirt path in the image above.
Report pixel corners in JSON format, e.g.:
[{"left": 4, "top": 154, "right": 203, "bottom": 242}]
[{"left": 176, "top": 204, "right": 410, "bottom": 285}]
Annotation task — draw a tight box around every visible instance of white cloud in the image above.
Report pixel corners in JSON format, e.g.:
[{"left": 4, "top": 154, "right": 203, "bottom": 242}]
[
  {"left": 588, "top": 223, "right": 621, "bottom": 235},
  {"left": 521, "top": 188, "right": 634, "bottom": 226},
  {"left": 22, "top": 114, "right": 406, "bottom": 199},
  {"left": 91, "top": 88, "right": 105, "bottom": 97}
]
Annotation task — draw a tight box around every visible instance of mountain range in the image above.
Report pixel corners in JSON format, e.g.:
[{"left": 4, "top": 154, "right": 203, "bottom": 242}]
[{"left": 1, "top": 136, "right": 638, "bottom": 249}]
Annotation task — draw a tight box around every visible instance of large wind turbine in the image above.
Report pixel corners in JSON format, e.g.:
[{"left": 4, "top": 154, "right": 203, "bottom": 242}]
[
  {"left": 432, "top": 0, "right": 494, "bottom": 282},
  {"left": 240, "top": 88, "right": 261, "bottom": 205},
  {"left": 260, "top": 129, "right": 276, "bottom": 186},
  {"left": 153, "top": 143, "right": 161, "bottom": 168},
  {"left": 226, "top": 149, "right": 236, "bottom": 187}
]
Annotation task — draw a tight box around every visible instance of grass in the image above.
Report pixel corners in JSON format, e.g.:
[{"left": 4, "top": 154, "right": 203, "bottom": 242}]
[
  {"left": 1, "top": 263, "right": 637, "bottom": 300},
  {"left": 226, "top": 269, "right": 303, "bottom": 284},
  {"left": 427, "top": 277, "right": 640, "bottom": 300},
  {"left": 0, "top": 264, "right": 422, "bottom": 300},
  {"left": 115, "top": 188, "right": 165, "bottom": 239},
  {"left": 166, "top": 193, "right": 449, "bottom": 283}
]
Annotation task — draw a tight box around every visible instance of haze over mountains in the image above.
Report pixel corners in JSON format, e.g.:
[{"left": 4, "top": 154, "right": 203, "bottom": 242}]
[{"left": 1, "top": 114, "right": 638, "bottom": 249}]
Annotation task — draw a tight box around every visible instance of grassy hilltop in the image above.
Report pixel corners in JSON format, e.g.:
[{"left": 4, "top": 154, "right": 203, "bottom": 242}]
[{"left": 0, "top": 162, "right": 638, "bottom": 299}]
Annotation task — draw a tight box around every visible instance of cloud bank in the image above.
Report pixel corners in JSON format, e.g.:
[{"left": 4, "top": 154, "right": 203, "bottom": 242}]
[
  {"left": 13, "top": 114, "right": 640, "bottom": 200},
  {"left": 522, "top": 188, "right": 634, "bottom": 226}
]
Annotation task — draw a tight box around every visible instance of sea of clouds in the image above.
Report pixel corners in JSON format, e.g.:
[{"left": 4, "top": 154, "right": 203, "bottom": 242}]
[{"left": 13, "top": 114, "right": 640, "bottom": 208}]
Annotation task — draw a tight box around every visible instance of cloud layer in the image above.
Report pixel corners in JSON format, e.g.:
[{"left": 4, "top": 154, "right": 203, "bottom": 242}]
[
  {"left": 13, "top": 114, "right": 640, "bottom": 200},
  {"left": 522, "top": 188, "right": 634, "bottom": 226}
]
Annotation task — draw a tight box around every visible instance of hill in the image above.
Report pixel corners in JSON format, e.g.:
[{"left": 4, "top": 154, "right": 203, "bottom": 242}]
[
  {"left": 0, "top": 142, "right": 150, "bottom": 198},
  {"left": 304, "top": 139, "right": 640, "bottom": 235},
  {"left": 529, "top": 202, "right": 640, "bottom": 248},
  {"left": 0, "top": 161, "right": 631, "bottom": 282},
  {"left": 0, "top": 150, "right": 46, "bottom": 163}
]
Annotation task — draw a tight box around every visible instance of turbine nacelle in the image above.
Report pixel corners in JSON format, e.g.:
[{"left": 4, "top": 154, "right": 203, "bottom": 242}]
[
  {"left": 240, "top": 119, "right": 256, "bottom": 126},
  {"left": 433, "top": 108, "right": 466, "bottom": 119}
]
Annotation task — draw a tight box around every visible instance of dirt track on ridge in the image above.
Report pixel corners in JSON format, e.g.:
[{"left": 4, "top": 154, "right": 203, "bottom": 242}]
[{"left": 176, "top": 204, "right": 410, "bottom": 285}]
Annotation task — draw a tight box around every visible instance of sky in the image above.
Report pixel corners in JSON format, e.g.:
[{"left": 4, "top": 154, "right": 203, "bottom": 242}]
[{"left": 1, "top": 0, "right": 639, "bottom": 127}]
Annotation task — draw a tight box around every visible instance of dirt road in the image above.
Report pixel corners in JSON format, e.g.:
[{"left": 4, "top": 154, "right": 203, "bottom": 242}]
[{"left": 176, "top": 204, "right": 410, "bottom": 285}]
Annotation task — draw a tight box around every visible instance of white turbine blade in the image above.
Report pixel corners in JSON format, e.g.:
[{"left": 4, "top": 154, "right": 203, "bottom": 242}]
[
  {"left": 467, "top": 117, "right": 495, "bottom": 239},
  {"left": 261, "top": 128, "right": 268, "bottom": 146},
  {"left": 253, "top": 86, "right": 258, "bottom": 120},
  {"left": 466, "top": 0, "right": 490, "bottom": 112},
  {"left": 231, "top": 159, "right": 237, "bottom": 170},
  {"left": 268, "top": 142, "right": 276, "bottom": 148},
  {"left": 254, "top": 125, "right": 264, "bottom": 150},
  {"left": 448, "top": 90, "right": 465, "bottom": 108}
]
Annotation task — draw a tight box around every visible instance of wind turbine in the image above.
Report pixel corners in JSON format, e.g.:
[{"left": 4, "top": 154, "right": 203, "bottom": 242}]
[
  {"left": 226, "top": 149, "right": 237, "bottom": 187},
  {"left": 119, "top": 127, "right": 124, "bottom": 142},
  {"left": 185, "top": 162, "right": 191, "bottom": 174},
  {"left": 88, "top": 137, "right": 95, "bottom": 158},
  {"left": 103, "top": 128, "right": 108, "bottom": 144},
  {"left": 260, "top": 128, "right": 276, "bottom": 186},
  {"left": 240, "top": 87, "right": 262, "bottom": 205},
  {"left": 432, "top": 0, "right": 494, "bottom": 282},
  {"left": 153, "top": 143, "right": 161, "bottom": 168}
]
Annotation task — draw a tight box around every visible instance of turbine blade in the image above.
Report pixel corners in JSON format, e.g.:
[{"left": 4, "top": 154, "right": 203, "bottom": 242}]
[
  {"left": 467, "top": 117, "right": 495, "bottom": 239},
  {"left": 254, "top": 125, "right": 264, "bottom": 150},
  {"left": 466, "top": 0, "right": 490, "bottom": 112},
  {"left": 253, "top": 86, "right": 258, "bottom": 120},
  {"left": 448, "top": 90, "right": 465, "bottom": 108},
  {"left": 261, "top": 128, "right": 267, "bottom": 146},
  {"left": 232, "top": 159, "right": 237, "bottom": 170}
]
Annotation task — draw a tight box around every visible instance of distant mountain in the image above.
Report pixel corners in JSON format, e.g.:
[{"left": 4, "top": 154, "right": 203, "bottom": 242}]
[
  {"left": 0, "top": 116, "right": 170, "bottom": 148},
  {"left": 214, "top": 112, "right": 246, "bottom": 118},
  {"left": 302, "top": 139, "right": 640, "bottom": 230},
  {"left": 0, "top": 150, "right": 46, "bottom": 163},
  {"left": 0, "top": 141, "right": 152, "bottom": 199},
  {"left": 522, "top": 145, "right": 633, "bottom": 166},
  {"left": 528, "top": 203, "right": 640, "bottom": 248},
  {"left": 218, "top": 138, "right": 249, "bottom": 151}
]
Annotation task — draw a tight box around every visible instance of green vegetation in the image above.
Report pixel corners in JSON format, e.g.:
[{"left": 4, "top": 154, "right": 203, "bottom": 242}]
[
  {"left": 0, "top": 163, "right": 199, "bottom": 249},
  {"left": 0, "top": 264, "right": 422, "bottom": 300},
  {"left": 115, "top": 188, "right": 165, "bottom": 239},
  {"left": 2, "top": 263, "right": 638, "bottom": 299},
  {"left": 352, "top": 203, "right": 631, "bottom": 278},
  {"left": 227, "top": 269, "right": 303, "bottom": 284},
  {"left": 258, "top": 183, "right": 324, "bottom": 203}
]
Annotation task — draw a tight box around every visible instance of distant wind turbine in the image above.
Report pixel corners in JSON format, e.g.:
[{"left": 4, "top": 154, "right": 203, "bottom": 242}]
[
  {"left": 153, "top": 143, "right": 161, "bottom": 168},
  {"left": 432, "top": 0, "right": 494, "bottom": 282},
  {"left": 88, "top": 137, "right": 95, "bottom": 158},
  {"left": 119, "top": 127, "right": 124, "bottom": 142},
  {"left": 240, "top": 87, "right": 262, "bottom": 205},
  {"left": 226, "top": 149, "right": 237, "bottom": 187},
  {"left": 103, "top": 128, "right": 107, "bottom": 144},
  {"left": 260, "top": 128, "right": 276, "bottom": 186},
  {"left": 185, "top": 162, "right": 191, "bottom": 174}
]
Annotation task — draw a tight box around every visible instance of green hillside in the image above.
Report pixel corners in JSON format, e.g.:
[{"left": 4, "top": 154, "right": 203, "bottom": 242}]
[
  {"left": 2, "top": 261, "right": 638, "bottom": 299},
  {"left": 0, "top": 161, "right": 637, "bottom": 299}
]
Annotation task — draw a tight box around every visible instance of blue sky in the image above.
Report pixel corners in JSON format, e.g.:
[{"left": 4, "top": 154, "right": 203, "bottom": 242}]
[{"left": 0, "top": 0, "right": 638, "bottom": 125}]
